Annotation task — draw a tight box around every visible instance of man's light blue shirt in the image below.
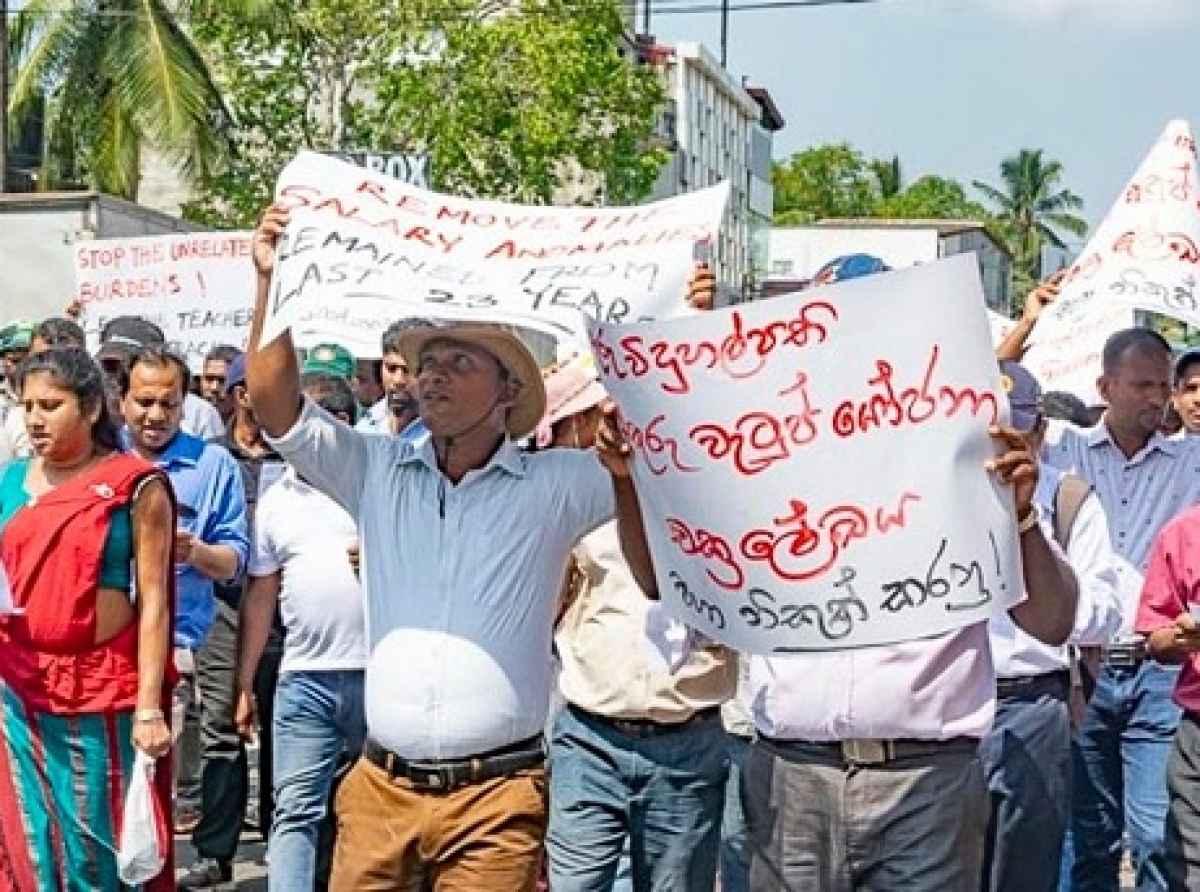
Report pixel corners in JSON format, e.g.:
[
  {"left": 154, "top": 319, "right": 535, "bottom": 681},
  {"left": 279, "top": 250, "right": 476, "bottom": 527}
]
[{"left": 122, "top": 429, "right": 249, "bottom": 648}]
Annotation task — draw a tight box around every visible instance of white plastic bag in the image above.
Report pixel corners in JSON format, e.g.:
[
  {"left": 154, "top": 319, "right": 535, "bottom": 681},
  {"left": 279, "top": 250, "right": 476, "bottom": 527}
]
[{"left": 117, "top": 751, "right": 166, "bottom": 884}]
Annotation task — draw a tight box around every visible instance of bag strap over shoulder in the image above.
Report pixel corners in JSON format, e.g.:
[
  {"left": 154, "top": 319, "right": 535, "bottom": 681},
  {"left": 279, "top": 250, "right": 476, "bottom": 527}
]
[{"left": 1053, "top": 474, "right": 1091, "bottom": 552}]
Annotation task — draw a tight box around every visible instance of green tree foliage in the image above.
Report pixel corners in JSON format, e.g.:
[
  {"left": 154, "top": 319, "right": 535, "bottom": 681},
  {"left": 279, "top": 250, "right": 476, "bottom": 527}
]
[
  {"left": 183, "top": 0, "right": 400, "bottom": 227},
  {"left": 185, "top": 0, "right": 665, "bottom": 227},
  {"left": 869, "top": 154, "right": 902, "bottom": 200},
  {"left": 973, "top": 148, "right": 1088, "bottom": 288},
  {"left": 8, "top": 0, "right": 239, "bottom": 200},
  {"left": 877, "top": 175, "right": 991, "bottom": 220},
  {"left": 365, "top": 0, "right": 666, "bottom": 205},
  {"left": 772, "top": 143, "right": 878, "bottom": 224}
]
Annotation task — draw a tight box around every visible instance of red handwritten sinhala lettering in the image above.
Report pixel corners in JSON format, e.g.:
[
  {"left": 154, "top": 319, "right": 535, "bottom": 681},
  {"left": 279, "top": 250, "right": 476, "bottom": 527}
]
[
  {"left": 831, "top": 345, "right": 999, "bottom": 438},
  {"left": 665, "top": 492, "right": 921, "bottom": 590},
  {"left": 590, "top": 301, "right": 838, "bottom": 395},
  {"left": 740, "top": 492, "right": 922, "bottom": 584},
  {"left": 620, "top": 414, "right": 699, "bottom": 476},
  {"left": 1112, "top": 229, "right": 1200, "bottom": 265},
  {"left": 689, "top": 371, "right": 821, "bottom": 475},
  {"left": 665, "top": 519, "right": 744, "bottom": 589}
]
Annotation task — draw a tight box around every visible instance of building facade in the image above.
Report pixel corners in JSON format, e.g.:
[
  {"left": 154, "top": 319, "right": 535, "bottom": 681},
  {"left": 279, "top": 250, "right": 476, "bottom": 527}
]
[
  {"left": 639, "top": 39, "right": 783, "bottom": 301},
  {"left": 768, "top": 219, "right": 1013, "bottom": 314}
]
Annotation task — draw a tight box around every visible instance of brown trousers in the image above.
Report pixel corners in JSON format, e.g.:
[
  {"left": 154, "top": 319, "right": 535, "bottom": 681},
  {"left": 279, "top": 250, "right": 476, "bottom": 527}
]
[{"left": 329, "top": 756, "right": 548, "bottom": 892}]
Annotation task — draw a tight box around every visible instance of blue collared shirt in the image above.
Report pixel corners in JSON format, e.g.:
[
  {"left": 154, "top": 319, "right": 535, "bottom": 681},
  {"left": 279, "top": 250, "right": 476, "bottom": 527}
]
[
  {"left": 1045, "top": 420, "right": 1200, "bottom": 636},
  {"left": 122, "top": 429, "right": 249, "bottom": 648}
]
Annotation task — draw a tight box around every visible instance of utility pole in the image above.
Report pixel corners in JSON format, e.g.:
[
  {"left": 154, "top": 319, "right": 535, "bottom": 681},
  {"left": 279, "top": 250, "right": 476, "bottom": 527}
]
[
  {"left": 643, "top": 0, "right": 650, "bottom": 34},
  {"left": 720, "top": 0, "right": 729, "bottom": 66},
  {"left": 1, "top": 0, "right": 8, "bottom": 193}
]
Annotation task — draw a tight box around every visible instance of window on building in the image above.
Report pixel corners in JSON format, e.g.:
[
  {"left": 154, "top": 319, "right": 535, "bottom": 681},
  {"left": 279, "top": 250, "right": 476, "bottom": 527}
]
[{"left": 772, "top": 260, "right": 795, "bottom": 275}]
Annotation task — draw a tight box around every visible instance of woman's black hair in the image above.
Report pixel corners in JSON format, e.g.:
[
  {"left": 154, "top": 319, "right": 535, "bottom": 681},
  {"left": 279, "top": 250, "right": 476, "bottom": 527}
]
[{"left": 17, "top": 347, "right": 121, "bottom": 452}]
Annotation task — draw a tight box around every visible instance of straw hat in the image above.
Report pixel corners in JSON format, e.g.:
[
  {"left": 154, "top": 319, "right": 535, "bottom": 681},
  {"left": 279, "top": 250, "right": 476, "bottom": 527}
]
[{"left": 397, "top": 322, "right": 547, "bottom": 439}]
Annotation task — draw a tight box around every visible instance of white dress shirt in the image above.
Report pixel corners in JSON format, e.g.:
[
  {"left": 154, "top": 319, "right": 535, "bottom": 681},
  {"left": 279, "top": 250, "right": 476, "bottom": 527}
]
[
  {"left": 749, "top": 623, "right": 997, "bottom": 742},
  {"left": 183, "top": 392, "right": 225, "bottom": 440},
  {"left": 1044, "top": 421, "right": 1200, "bottom": 636},
  {"left": 267, "top": 398, "right": 614, "bottom": 759},
  {"left": 989, "top": 465, "right": 1122, "bottom": 679}
]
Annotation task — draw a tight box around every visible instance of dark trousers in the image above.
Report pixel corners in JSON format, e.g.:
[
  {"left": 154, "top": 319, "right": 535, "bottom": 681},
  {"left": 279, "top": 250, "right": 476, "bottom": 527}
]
[
  {"left": 1166, "top": 712, "right": 1200, "bottom": 891},
  {"left": 978, "top": 671, "right": 1072, "bottom": 892},
  {"left": 255, "top": 635, "right": 283, "bottom": 842},
  {"left": 744, "top": 737, "right": 987, "bottom": 891},
  {"left": 191, "top": 599, "right": 248, "bottom": 862}
]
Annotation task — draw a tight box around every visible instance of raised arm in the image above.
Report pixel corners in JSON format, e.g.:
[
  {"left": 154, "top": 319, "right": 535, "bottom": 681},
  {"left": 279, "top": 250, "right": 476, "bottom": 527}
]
[
  {"left": 595, "top": 402, "right": 658, "bottom": 598},
  {"left": 246, "top": 205, "right": 302, "bottom": 438},
  {"left": 991, "top": 426, "right": 1079, "bottom": 645},
  {"left": 995, "top": 271, "right": 1064, "bottom": 362}
]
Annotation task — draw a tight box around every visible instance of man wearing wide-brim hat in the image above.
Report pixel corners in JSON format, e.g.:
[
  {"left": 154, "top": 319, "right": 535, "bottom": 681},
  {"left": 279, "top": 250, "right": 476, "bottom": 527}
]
[{"left": 245, "top": 205, "right": 651, "bottom": 891}]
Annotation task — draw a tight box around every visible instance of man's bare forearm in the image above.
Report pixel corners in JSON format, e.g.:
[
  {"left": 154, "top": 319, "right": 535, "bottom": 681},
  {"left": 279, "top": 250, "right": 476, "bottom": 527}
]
[
  {"left": 237, "top": 575, "right": 280, "bottom": 691},
  {"left": 1009, "top": 525, "right": 1078, "bottom": 646},
  {"left": 614, "top": 477, "right": 658, "bottom": 599},
  {"left": 246, "top": 266, "right": 302, "bottom": 438}
]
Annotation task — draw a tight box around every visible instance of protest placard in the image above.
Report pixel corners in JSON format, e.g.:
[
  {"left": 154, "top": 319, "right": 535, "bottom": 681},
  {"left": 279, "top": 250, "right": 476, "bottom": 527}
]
[
  {"left": 1028, "top": 119, "right": 1200, "bottom": 376},
  {"left": 260, "top": 152, "right": 730, "bottom": 357},
  {"left": 588, "top": 254, "right": 1022, "bottom": 653},
  {"left": 75, "top": 231, "right": 254, "bottom": 370},
  {"left": 1024, "top": 303, "right": 1133, "bottom": 406}
]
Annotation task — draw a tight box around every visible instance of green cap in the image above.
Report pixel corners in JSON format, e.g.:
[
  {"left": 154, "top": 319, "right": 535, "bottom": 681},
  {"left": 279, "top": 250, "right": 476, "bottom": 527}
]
[
  {"left": 302, "top": 342, "right": 356, "bottom": 380},
  {"left": 0, "top": 321, "right": 34, "bottom": 355}
]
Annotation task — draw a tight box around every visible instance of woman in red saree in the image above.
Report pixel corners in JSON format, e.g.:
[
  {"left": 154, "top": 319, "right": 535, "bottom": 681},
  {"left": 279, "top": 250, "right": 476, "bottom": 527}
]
[{"left": 0, "top": 348, "right": 176, "bottom": 891}]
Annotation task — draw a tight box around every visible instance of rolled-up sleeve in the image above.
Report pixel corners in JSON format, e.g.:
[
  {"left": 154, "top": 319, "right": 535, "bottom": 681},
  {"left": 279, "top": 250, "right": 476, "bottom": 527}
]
[
  {"left": 1136, "top": 523, "right": 1188, "bottom": 635},
  {"left": 1066, "top": 493, "right": 1123, "bottom": 645},
  {"left": 264, "top": 397, "right": 372, "bottom": 517},
  {"left": 203, "top": 449, "right": 250, "bottom": 583}
]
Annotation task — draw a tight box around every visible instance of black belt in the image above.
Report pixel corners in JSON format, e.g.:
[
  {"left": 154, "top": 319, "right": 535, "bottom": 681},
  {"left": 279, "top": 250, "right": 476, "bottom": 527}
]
[
  {"left": 571, "top": 704, "right": 720, "bottom": 739},
  {"left": 362, "top": 734, "right": 544, "bottom": 793},
  {"left": 759, "top": 734, "right": 977, "bottom": 768},
  {"left": 996, "top": 669, "right": 1071, "bottom": 700}
]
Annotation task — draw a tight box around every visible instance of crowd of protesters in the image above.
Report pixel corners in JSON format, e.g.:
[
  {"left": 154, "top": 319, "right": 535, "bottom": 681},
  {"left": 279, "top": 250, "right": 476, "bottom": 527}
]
[{"left": 4, "top": 201, "right": 1200, "bottom": 892}]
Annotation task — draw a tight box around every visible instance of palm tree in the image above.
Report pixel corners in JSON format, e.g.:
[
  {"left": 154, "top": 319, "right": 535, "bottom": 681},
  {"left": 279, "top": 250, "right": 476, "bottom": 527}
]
[
  {"left": 8, "top": 0, "right": 237, "bottom": 200},
  {"left": 973, "top": 149, "right": 1088, "bottom": 284},
  {"left": 870, "top": 154, "right": 902, "bottom": 201}
]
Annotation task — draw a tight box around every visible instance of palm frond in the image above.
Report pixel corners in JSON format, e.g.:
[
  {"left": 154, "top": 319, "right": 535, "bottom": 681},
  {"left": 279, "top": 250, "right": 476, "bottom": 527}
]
[
  {"left": 92, "top": 90, "right": 142, "bottom": 198},
  {"left": 1040, "top": 212, "right": 1089, "bottom": 239},
  {"left": 972, "top": 179, "right": 1014, "bottom": 212},
  {"left": 8, "top": 2, "right": 87, "bottom": 126},
  {"left": 106, "top": 0, "right": 231, "bottom": 171}
]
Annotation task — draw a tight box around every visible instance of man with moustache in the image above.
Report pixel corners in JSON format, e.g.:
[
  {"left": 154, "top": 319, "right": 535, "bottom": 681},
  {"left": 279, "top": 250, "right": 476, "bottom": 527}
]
[{"left": 355, "top": 318, "right": 431, "bottom": 438}]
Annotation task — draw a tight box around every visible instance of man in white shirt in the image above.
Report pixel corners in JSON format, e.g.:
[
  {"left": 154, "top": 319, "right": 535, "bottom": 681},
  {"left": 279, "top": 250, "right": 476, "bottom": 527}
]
[
  {"left": 1044, "top": 328, "right": 1200, "bottom": 892},
  {"left": 246, "top": 205, "right": 646, "bottom": 891},
  {"left": 980, "top": 361, "right": 1123, "bottom": 892},
  {"left": 235, "top": 372, "right": 367, "bottom": 892},
  {"left": 683, "top": 261, "right": 1080, "bottom": 892}
]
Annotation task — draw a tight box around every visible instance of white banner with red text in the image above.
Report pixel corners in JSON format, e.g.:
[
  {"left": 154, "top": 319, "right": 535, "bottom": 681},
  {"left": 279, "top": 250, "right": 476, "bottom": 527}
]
[
  {"left": 75, "top": 231, "right": 254, "bottom": 371},
  {"left": 260, "top": 151, "right": 730, "bottom": 357},
  {"left": 588, "top": 254, "right": 1023, "bottom": 653}
]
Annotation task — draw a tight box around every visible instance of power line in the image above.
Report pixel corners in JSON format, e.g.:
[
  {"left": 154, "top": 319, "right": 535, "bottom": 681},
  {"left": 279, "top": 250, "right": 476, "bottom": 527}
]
[{"left": 3, "top": 0, "right": 878, "bottom": 16}]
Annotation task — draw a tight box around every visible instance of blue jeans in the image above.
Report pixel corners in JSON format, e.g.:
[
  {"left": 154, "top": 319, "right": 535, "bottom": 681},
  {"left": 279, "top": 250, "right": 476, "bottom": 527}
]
[
  {"left": 1070, "top": 661, "right": 1181, "bottom": 892},
  {"left": 978, "top": 674, "right": 1072, "bottom": 892},
  {"left": 269, "top": 669, "right": 366, "bottom": 892},
  {"left": 547, "top": 704, "right": 728, "bottom": 891},
  {"left": 721, "top": 733, "right": 752, "bottom": 892}
]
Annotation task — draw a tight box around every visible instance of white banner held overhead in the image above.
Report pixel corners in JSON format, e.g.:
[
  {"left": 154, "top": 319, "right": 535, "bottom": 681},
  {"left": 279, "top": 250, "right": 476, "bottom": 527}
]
[
  {"left": 588, "top": 254, "right": 1023, "bottom": 654},
  {"left": 261, "top": 152, "right": 730, "bottom": 357},
  {"left": 1024, "top": 303, "right": 1134, "bottom": 406},
  {"left": 75, "top": 232, "right": 254, "bottom": 371},
  {"left": 1032, "top": 119, "right": 1200, "bottom": 340}
]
